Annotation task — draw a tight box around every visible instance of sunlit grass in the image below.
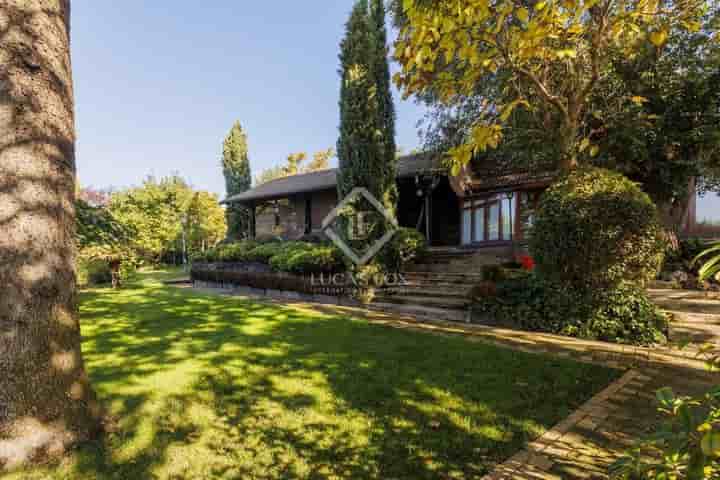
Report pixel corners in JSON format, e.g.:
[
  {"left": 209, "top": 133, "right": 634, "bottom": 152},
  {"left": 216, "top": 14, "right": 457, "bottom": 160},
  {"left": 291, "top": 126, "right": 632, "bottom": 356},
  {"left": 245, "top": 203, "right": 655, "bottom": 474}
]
[{"left": 9, "top": 270, "right": 620, "bottom": 479}]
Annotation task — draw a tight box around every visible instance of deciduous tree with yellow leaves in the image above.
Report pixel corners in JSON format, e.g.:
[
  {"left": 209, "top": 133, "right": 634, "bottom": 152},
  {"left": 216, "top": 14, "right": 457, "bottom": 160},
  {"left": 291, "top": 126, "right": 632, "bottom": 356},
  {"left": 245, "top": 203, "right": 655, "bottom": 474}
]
[{"left": 393, "top": 0, "right": 712, "bottom": 172}]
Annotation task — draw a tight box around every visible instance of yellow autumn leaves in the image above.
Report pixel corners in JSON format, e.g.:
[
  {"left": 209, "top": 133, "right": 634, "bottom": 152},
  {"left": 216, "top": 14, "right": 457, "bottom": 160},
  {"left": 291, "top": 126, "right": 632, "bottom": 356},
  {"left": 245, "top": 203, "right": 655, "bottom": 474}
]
[{"left": 393, "top": 0, "right": 711, "bottom": 169}]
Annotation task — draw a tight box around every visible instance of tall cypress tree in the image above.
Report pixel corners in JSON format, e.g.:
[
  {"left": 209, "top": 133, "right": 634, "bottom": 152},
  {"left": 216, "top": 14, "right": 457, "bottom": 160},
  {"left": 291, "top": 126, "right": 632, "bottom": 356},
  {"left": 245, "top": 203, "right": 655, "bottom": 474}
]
[
  {"left": 337, "top": 0, "right": 397, "bottom": 213},
  {"left": 369, "top": 0, "right": 397, "bottom": 210},
  {"left": 222, "top": 121, "right": 252, "bottom": 239}
]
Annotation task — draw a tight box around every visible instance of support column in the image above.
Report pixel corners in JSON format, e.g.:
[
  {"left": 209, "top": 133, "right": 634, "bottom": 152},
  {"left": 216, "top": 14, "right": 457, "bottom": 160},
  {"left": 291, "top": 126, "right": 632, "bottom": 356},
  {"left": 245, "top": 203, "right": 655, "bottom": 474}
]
[{"left": 250, "top": 202, "right": 256, "bottom": 239}]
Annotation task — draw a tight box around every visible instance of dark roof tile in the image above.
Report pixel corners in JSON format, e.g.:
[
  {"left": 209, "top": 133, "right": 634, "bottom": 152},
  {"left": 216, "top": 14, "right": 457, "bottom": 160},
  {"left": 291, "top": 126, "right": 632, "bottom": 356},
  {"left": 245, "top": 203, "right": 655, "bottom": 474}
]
[{"left": 223, "top": 153, "right": 445, "bottom": 204}]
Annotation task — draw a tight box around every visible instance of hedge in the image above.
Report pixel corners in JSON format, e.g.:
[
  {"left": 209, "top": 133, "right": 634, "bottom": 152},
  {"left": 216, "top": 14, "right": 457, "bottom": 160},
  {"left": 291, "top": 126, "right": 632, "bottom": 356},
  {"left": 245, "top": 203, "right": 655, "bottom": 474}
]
[
  {"left": 193, "top": 228, "right": 427, "bottom": 275},
  {"left": 193, "top": 240, "right": 343, "bottom": 274}
]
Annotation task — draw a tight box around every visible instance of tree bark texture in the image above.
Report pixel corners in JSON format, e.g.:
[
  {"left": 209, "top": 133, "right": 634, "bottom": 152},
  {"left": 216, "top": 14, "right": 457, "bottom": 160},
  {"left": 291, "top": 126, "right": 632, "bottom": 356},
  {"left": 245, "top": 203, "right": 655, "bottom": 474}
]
[{"left": 0, "top": 0, "right": 101, "bottom": 471}]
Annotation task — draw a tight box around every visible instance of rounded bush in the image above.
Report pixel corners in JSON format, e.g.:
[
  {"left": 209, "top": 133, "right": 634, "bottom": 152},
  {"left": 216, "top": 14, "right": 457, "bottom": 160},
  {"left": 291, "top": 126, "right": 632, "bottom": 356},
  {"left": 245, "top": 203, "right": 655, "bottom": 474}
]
[
  {"left": 378, "top": 227, "right": 427, "bottom": 272},
  {"left": 530, "top": 167, "right": 665, "bottom": 291}
]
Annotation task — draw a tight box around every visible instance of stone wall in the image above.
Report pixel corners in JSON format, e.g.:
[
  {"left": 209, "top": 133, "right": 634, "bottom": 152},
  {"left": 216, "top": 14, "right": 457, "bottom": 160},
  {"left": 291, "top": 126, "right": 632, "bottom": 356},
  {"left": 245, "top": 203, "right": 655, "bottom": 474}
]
[{"left": 255, "top": 189, "right": 338, "bottom": 240}]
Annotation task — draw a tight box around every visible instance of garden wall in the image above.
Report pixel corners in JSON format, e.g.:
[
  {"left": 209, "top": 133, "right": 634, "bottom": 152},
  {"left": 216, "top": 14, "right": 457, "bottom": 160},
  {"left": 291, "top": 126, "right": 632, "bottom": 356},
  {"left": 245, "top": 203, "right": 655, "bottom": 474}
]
[{"left": 191, "top": 263, "right": 359, "bottom": 306}]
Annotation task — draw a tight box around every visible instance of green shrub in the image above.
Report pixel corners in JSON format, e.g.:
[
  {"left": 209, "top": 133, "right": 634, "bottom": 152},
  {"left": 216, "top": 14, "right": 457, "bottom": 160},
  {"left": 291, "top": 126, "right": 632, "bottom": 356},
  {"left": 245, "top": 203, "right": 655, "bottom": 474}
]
[
  {"left": 195, "top": 240, "right": 344, "bottom": 275},
  {"left": 660, "top": 238, "right": 709, "bottom": 278},
  {"left": 473, "top": 275, "right": 667, "bottom": 345},
  {"left": 530, "top": 167, "right": 665, "bottom": 292},
  {"left": 379, "top": 227, "right": 427, "bottom": 272},
  {"left": 269, "top": 243, "right": 343, "bottom": 274},
  {"left": 78, "top": 259, "right": 112, "bottom": 286},
  {"left": 243, "top": 242, "right": 287, "bottom": 263},
  {"left": 481, "top": 265, "right": 507, "bottom": 282},
  {"left": 77, "top": 258, "right": 136, "bottom": 287},
  {"left": 194, "top": 241, "right": 259, "bottom": 263},
  {"left": 563, "top": 283, "right": 668, "bottom": 345}
]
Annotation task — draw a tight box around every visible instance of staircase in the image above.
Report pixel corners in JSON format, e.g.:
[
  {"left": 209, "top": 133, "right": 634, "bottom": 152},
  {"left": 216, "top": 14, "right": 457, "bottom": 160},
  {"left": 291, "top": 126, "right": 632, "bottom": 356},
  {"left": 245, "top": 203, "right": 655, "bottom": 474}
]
[{"left": 370, "top": 247, "right": 507, "bottom": 322}]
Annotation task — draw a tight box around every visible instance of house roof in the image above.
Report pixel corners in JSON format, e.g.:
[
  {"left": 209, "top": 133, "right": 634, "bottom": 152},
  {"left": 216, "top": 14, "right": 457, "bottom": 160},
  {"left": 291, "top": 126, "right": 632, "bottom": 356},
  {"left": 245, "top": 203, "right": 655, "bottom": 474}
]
[{"left": 223, "top": 153, "right": 445, "bottom": 204}]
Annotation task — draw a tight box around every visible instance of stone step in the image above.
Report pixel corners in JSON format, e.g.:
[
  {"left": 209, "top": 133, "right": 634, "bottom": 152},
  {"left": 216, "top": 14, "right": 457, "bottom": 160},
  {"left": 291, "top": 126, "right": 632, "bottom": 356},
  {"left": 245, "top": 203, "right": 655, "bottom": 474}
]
[
  {"left": 373, "top": 294, "right": 470, "bottom": 310},
  {"left": 405, "top": 264, "right": 486, "bottom": 274},
  {"left": 382, "top": 285, "right": 471, "bottom": 300},
  {"left": 403, "top": 271, "right": 485, "bottom": 283},
  {"left": 367, "top": 302, "right": 469, "bottom": 323}
]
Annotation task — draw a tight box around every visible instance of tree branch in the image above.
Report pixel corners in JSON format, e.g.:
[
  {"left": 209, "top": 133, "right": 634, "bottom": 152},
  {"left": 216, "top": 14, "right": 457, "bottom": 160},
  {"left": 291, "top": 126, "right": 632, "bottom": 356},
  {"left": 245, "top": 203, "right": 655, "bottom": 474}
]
[{"left": 515, "top": 66, "right": 569, "bottom": 119}]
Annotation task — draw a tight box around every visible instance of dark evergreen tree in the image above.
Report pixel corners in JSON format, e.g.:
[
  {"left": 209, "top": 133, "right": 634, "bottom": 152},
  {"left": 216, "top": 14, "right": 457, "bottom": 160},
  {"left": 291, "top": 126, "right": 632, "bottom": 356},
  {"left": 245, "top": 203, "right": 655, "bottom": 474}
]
[
  {"left": 222, "top": 121, "right": 252, "bottom": 239},
  {"left": 369, "top": 0, "right": 397, "bottom": 211},
  {"left": 337, "top": 0, "right": 397, "bottom": 214}
]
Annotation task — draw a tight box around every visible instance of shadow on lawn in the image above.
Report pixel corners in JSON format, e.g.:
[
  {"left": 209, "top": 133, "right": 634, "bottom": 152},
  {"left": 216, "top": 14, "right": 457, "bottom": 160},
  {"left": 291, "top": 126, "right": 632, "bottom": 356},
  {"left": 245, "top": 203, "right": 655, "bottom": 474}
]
[{"left": 56, "top": 279, "right": 618, "bottom": 479}]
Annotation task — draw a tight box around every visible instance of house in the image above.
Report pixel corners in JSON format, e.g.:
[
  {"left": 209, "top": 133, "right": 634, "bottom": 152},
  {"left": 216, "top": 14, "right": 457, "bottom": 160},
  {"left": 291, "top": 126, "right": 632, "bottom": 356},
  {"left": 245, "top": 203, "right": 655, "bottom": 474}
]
[{"left": 222, "top": 154, "right": 559, "bottom": 252}]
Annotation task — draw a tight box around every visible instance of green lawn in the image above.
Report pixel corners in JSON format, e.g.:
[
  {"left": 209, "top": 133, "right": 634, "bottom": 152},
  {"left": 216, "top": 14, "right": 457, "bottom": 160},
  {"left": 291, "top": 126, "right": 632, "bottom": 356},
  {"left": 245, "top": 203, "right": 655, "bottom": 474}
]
[{"left": 10, "top": 270, "right": 619, "bottom": 480}]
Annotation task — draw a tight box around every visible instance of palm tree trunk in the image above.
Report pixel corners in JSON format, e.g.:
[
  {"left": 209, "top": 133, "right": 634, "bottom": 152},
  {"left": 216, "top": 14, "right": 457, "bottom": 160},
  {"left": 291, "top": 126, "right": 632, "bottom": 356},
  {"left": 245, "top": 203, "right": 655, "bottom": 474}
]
[{"left": 0, "top": 0, "right": 101, "bottom": 471}]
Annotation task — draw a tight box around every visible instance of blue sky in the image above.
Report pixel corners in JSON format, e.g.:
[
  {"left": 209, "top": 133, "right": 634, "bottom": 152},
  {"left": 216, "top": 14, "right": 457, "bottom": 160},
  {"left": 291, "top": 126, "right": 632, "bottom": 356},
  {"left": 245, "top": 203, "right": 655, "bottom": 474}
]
[{"left": 70, "top": 1, "right": 719, "bottom": 220}]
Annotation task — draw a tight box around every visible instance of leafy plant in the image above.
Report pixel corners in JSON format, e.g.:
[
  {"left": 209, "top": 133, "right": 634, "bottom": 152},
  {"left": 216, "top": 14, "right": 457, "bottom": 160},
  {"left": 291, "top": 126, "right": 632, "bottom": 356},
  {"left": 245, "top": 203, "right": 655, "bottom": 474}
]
[
  {"left": 76, "top": 199, "right": 137, "bottom": 288},
  {"left": 194, "top": 240, "right": 344, "bottom": 275},
  {"left": 269, "top": 243, "right": 343, "bottom": 274},
  {"left": 531, "top": 168, "right": 666, "bottom": 292},
  {"left": 378, "top": 227, "right": 427, "bottom": 272},
  {"left": 473, "top": 275, "right": 668, "bottom": 345},
  {"left": 611, "top": 345, "right": 720, "bottom": 479},
  {"left": 694, "top": 242, "right": 720, "bottom": 282},
  {"left": 662, "top": 239, "right": 710, "bottom": 278}
]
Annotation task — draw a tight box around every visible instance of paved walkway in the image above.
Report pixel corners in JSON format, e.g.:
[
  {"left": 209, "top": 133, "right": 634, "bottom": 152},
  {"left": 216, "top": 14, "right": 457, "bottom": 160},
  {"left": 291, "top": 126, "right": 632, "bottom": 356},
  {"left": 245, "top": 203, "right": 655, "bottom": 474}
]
[{"left": 184, "top": 283, "right": 719, "bottom": 479}]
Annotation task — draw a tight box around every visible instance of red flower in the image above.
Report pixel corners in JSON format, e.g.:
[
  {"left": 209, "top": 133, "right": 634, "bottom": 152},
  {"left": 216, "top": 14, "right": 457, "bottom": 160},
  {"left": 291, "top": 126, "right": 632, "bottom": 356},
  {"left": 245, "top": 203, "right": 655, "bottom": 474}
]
[{"left": 519, "top": 255, "right": 535, "bottom": 271}]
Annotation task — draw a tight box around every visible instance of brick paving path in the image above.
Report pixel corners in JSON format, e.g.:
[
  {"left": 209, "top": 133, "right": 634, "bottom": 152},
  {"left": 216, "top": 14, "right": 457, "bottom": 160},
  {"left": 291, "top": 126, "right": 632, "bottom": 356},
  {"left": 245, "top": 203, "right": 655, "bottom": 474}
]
[{"left": 185, "top": 283, "right": 719, "bottom": 479}]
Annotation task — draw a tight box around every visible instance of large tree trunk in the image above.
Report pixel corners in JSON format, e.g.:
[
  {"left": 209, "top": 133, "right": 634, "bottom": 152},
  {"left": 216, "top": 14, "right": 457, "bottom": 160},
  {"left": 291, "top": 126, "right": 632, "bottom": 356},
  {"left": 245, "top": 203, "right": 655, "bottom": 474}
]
[{"left": 0, "top": 0, "right": 101, "bottom": 471}]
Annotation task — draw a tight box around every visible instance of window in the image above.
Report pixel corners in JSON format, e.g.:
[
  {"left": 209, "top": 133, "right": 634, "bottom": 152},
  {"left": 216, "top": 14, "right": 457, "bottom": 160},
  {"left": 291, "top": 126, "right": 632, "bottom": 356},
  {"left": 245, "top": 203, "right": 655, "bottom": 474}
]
[
  {"left": 461, "top": 192, "right": 516, "bottom": 244},
  {"left": 474, "top": 207, "right": 485, "bottom": 243},
  {"left": 488, "top": 203, "right": 500, "bottom": 241},
  {"left": 462, "top": 210, "right": 472, "bottom": 245}
]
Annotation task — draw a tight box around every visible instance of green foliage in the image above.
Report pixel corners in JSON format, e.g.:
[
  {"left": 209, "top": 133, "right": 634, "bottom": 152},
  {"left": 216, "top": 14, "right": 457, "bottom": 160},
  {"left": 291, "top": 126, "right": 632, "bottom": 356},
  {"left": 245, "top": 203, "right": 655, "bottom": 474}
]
[
  {"left": 565, "top": 284, "right": 669, "bottom": 345},
  {"left": 593, "top": 19, "right": 720, "bottom": 205},
  {"left": 222, "top": 121, "right": 252, "bottom": 239},
  {"left": 244, "top": 242, "right": 288, "bottom": 264},
  {"left": 394, "top": 0, "right": 713, "bottom": 173},
  {"left": 378, "top": 227, "right": 426, "bottom": 272},
  {"left": 337, "top": 0, "right": 397, "bottom": 214},
  {"left": 254, "top": 149, "right": 335, "bottom": 185},
  {"left": 530, "top": 168, "right": 665, "bottom": 292},
  {"left": 694, "top": 242, "right": 720, "bottom": 282},
  {"left": 193, "top": 241, "right": 258, "bottom": 263},
  {"left": 665, "top": 239, "right": 710, "bottom": 272},
  {"left": 611, "top": 346, "right": 720, "bottom": 480},
  {"left": 254, "top": 165, "right": 287, "bottom": 186},
  {"left": 76, "top": 199, "right": 136, "bottom": 287},
  {"left": 195, "top": 241, "right": 343, "bottom": 274},
  {"left": 474, "top": 275, "right": 668, "bottom": 345},
  {"left": 76, "top": 199, "right": 132, "bottom": 250},
  {"left": 396, "top": 2, "right": 720, "bottom": 205},
  {"left": 77, "top": 258, "right": 135, "bottom": 287},
  {"left": 108, "top": 175, "right": 226, "bottom": 264},
  {"left": 268, "top": 244, "right": 343, "bottom": 274}
]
